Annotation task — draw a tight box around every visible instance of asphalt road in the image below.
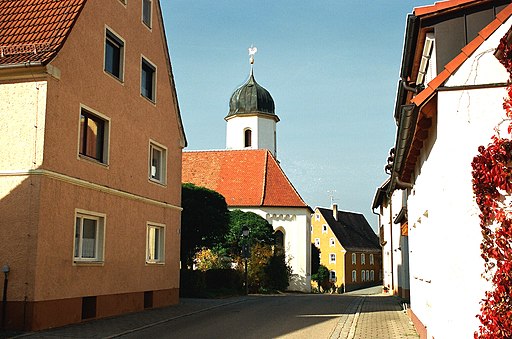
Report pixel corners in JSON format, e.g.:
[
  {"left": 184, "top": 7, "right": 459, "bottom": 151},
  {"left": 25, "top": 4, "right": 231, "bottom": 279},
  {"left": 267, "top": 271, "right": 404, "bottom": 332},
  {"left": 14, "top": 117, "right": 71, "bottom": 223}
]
[{"left": 118, "top": 294, "right": 360, "bottom": 339}]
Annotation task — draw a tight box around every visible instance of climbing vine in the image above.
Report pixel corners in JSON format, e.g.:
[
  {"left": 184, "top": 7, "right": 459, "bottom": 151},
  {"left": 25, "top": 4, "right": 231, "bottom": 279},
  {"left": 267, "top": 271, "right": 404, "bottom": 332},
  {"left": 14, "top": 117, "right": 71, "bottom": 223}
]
[{"left": 472, "top": 31, "right": 512, "bottom": 339}]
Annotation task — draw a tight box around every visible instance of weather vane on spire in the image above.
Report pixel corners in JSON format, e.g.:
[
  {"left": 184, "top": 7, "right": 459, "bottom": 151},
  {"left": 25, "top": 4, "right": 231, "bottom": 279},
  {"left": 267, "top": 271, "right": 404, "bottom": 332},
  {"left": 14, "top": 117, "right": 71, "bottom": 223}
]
[{"left": 248, "top": 45, "right": 257, "bottom": 65}]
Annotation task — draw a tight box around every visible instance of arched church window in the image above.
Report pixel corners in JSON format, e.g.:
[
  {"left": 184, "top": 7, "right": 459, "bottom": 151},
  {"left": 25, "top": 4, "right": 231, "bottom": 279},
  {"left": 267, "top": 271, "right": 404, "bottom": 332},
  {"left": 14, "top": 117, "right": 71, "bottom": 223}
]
[
  {"left": 244, "top": 129, "right": 252, "bottom": 147},
  {"left": 274, "top": 230, "right": 284, "bottom": 255}
]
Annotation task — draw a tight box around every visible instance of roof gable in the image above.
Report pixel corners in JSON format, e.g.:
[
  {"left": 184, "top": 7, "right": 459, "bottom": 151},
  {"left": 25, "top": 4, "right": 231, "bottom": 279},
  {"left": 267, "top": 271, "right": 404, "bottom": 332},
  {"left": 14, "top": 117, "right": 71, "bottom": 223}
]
[
  {"left": 182, "top": 149, "right": 309, "bottom": 208},
  {"left": 318, "top": 207, "right": 380, "bottom": 252},
  {"left": 0, "top": 0, "right": 86, "bottom": 65}
]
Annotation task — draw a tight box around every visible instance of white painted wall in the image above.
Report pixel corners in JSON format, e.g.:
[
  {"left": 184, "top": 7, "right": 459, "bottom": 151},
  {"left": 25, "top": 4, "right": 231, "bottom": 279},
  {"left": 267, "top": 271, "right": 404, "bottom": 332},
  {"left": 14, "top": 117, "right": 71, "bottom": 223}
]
[
  {"left": 407, "top": 18, "right": 511, "bottom": 338},
  {"left": 233, "top": 206, "right": 311, "bottom": 292},
  {"left": 225, "top": 115, "right": 277, "bottom": 157}
]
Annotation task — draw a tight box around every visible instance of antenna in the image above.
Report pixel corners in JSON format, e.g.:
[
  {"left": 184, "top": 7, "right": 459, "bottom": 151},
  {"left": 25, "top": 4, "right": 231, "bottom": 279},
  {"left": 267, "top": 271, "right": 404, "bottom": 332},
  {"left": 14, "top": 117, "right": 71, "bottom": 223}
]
[{"left": 327, "top": 190, "right": 337, "bottom": 207}]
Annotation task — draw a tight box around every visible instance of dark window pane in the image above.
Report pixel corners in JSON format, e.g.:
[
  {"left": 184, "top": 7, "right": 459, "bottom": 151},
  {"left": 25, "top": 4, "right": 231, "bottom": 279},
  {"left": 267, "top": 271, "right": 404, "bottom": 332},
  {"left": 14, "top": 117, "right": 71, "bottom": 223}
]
[
  {"left": 141, "top": 60, "right": 155, "bottom": 100},
  {"left": 105, "top": 31, "right": 123, "bottom": 79},
  {"left": 143, "top": 0, "right": 151, "bottom": 27},
  {"left": 79, "top": 110, "right": 105, "bottom": 162}
]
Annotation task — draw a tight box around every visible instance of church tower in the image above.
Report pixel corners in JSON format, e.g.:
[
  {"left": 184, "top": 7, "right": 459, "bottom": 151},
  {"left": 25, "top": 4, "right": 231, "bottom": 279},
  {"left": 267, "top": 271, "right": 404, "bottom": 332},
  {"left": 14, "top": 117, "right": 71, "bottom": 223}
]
[{"left": 225, "top": 47, "right": 280, "bottom": 158}]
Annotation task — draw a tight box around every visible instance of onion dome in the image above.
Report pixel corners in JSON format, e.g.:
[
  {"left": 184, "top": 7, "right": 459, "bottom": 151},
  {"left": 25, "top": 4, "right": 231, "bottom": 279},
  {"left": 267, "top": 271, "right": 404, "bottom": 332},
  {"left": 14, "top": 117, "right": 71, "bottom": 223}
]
[{"left": 227, "top": 70, "right": 276, "bottom": 117}]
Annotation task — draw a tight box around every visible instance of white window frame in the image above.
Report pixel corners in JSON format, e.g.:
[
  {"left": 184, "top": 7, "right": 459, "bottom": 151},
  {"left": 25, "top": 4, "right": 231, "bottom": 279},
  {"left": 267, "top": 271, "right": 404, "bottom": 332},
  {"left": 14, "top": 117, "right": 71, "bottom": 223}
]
[
  {"left": 314, "top": 238, "right": 320, "bottom": 247},
  {"left": 146, "top": 222, "right": 165, "bottom": 264},
  {"left": 352, "top": 270, "right": 357, "bottom": 282},
  {"left": 329, "top": 253, "right": 336, "bottom": 264},
  {"left": 352, "top": 253, "right": 357, "bottom": 264},
  {"left": 329, "top": 270, "right": 336, "bottom": 282},
  {"left": 370, "top": 254, "right": 374, "bottom": 265},
  {"left": 361, "top": 253, "right": 366, "bottom": 265},
  {"left": 142, "top": 0, "right": 152, "bottom": 29},
  {"left": 322, "top": 224, "right": 328, "bottom": 234},
  {"left": 370, "top": 270, "right": 375, "bottom": 281},
  {"left": 78, "top": 104, "right": 110, "bottom": 165},
  {"left": 104, "top": 26, "right": 125, "bottom": 82},
  {"left": 361, "top": 270, "right": 365, "bottom": 282},
  {"left": 74, "top": 209, "right": 106, "bottom": 263},
  {"left": 141, "top": 56, "right": 157, "bottom": 102},
  {"left": 329, "top": 237, "right": 335, "bottom": 247},
  {"left": 149, "top": 140, "right": 167, "bottom": 185},
  {"left": 366, "top": 270, "right": 370, "bottom": 281}
]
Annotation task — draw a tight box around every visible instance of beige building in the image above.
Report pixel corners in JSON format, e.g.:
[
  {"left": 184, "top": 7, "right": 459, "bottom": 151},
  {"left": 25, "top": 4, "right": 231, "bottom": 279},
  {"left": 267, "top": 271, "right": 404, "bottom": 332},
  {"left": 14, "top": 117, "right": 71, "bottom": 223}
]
[{"left": 0, "top": 0, "right": 186, "bottom": 331}]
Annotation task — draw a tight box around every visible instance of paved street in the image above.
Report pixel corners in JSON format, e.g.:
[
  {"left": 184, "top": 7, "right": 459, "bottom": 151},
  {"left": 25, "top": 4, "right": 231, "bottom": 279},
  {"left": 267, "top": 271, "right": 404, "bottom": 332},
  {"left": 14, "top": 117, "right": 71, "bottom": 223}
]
[{"left": 2, "top": 288, "right": 418, "bottom": 339}]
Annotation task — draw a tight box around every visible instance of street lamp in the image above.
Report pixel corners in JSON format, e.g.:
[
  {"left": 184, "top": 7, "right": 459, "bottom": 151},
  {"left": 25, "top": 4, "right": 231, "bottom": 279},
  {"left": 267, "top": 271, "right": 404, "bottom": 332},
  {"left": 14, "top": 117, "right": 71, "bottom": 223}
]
[
  {"left": 241, "top": 226, "right": 250, "bottom": 295},
  {"left": 1, "top": 264, "right": 9, "bottom": 329}
]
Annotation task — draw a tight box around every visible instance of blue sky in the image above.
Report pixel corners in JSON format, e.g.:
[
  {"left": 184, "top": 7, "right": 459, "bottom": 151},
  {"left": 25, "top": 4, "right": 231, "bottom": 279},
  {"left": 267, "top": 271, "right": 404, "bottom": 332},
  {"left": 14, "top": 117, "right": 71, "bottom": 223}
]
[{"left": 161, "top": 1, "right": 435, "bottom": 230}]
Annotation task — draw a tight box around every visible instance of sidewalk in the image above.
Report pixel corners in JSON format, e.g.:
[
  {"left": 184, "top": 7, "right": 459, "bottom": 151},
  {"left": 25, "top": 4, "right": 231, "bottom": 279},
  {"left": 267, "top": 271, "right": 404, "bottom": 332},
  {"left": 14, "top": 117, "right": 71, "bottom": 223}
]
[
  {"left": 1, "top": 290, "right": 418, "bottom": 339},
  {"left": 1, "top": 297, "right": 247, "bottom": 339}
]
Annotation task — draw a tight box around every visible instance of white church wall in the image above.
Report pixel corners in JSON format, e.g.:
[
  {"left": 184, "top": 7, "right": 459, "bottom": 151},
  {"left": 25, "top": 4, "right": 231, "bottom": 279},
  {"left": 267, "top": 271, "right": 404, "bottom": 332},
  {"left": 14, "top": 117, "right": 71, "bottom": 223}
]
[
  {"left": 234, "top": 206, "right": 311, "bottom": 292},
  {"left": 225, "top": 115, "right": 277, "bottom": 157}
]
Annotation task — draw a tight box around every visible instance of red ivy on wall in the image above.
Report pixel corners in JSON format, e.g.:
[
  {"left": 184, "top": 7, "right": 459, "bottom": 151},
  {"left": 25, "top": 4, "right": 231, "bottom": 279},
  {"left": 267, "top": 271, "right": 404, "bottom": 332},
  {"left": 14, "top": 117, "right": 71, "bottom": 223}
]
[{"left": 472, "top": 31, "right": 512, "bottom": 339}]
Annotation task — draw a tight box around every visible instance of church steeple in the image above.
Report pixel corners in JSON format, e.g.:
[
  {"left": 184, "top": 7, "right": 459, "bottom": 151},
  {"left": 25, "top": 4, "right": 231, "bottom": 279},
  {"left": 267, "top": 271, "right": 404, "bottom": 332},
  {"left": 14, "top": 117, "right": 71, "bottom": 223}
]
[{"left": 225, "top": 47, "right": 279, "bottom": 158}]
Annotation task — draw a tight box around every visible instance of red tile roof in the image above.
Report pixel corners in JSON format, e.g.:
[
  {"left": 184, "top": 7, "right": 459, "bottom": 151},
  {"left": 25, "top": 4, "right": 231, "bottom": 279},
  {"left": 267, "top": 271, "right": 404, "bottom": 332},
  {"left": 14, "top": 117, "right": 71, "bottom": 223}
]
[
  {"left": 0, "top": 0, "right": 85, "bottom": 65},
  {"left": 414, "top": 0, "right": 485, "bottom": 17},
  {"left": 182, "top": 149, "right": 309, "bottom": 209},
  {"left": 411, "top": 3, "right": 512, "bottom": 106}
]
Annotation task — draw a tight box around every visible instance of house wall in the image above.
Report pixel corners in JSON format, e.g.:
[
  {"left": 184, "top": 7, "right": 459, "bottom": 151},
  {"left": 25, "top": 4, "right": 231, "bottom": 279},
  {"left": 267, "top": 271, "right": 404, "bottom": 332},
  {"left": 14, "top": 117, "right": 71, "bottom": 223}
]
[
  {"left": 225, "top": 115, "right": 277, "bottom": 157},
  {"left": 407, "top": 17, "right": 511, "bottom": 338},
  {"left": 311, "top": 210, "right": 346, "bottom": 289},
  {"left": 235, "top": 206, "right": 311, "bottom": 292},
  {"left": 0, "top": 0, "right": 182, "bottom": 331}
]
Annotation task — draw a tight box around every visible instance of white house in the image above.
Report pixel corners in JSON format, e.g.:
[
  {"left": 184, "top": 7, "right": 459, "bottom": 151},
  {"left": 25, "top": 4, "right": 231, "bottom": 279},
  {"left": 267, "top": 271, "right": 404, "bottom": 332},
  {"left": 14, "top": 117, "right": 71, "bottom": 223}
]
[{"left": 376, "top": 1, "right": 512, "bottom": 338}]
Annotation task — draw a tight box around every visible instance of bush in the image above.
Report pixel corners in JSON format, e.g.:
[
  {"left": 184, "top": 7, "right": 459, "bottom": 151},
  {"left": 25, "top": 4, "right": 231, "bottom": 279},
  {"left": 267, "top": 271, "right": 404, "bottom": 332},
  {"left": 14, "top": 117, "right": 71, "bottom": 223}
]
[
  {"left": 205, "top": 269, "right": 243, "bottom": 291},
  {"left": 180, "top": 269, "right": 206, "bottom": 297}
]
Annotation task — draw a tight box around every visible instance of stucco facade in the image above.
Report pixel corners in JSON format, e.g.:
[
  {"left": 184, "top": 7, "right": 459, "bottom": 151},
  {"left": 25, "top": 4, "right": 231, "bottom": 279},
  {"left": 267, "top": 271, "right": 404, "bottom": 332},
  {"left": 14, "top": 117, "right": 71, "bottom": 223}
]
[
  {"left": 0, "top": 0, "right": 185, "bottom": 331},
  {"left": 376, "top": 2, "right": 512, "bottom": 337}
]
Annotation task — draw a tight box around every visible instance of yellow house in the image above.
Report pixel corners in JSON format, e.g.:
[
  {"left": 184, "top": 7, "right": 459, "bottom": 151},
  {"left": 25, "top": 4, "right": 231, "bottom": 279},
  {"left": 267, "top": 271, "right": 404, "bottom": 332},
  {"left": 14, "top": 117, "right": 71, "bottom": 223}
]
[{"left": 311, "top": 205, "right": 382, "bottom": 292}]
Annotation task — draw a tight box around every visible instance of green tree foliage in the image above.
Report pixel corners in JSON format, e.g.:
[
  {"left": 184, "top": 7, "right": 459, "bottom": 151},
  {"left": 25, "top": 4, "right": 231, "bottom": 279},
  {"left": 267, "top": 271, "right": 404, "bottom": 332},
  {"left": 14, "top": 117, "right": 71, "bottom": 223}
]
[
  {"left": 311, "top": 265, "right": 333, "bottom": 293},
  {"left": 181, "top": 183, "right": 230, "bottom": 267},
  {"left": 311, "top": 243, "right": 321, "bottom": 275},
  {"left": 265, "top": 251, "right": 291, "bottom": 291},
  {"left": 224, "top": 209, "right": 275, "bottom": 256}
]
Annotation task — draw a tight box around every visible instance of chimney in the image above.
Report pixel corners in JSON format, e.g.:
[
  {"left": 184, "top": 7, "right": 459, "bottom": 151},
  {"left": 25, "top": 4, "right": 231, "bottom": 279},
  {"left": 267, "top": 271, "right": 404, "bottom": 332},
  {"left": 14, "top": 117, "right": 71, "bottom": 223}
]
[{"left": 332, "top": 203, "right": 338, "bottom": 221}]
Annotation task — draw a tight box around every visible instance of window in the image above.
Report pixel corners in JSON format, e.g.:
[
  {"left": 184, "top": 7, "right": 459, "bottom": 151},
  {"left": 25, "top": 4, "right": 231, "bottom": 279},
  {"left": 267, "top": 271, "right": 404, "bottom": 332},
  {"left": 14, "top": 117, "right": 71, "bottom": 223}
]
[
  {"left": 322, "top": 224, "right": 328, "bottom": 234},
  {"left": 315, "top": 213, "right": 320, "bottom": 221},
  {"left": 370, "top": 254, "right": 374, "bottom": 265},
  {"left": 141, "top": 57, "right": 156, "bottom": 102},
  {"left": 244, "top": 129, "right": 252, "bottom": 147},
  {"left": 104, "top": 28, "right": 124, "bottom": 80},
  {"left": 352, "top": 270, "right": 357, "bottom": 282},
  {"left": 118, "top": 0, "right": 127, "bottom": 4},
  {"left": 330, "top": 237, "right": 335, "bottom": 247},
  {"left": 361, "top": 270, "right": 365, "bottom": 282},
  {"left": 329, "top": 253, "right": 336, "bottom": 264},
  {"left": 366, "top": 270, "right": 370, "bottom": 281},
  {"left": 370, "top": 270, "right": 375, "bottom": 281},
  {"left": 361, "top": 253, "right": 366, "bottom": 265},
  {"left": 142, "top": 0, "right": 152, "bottom": 28},
  {"left": 352, "top": 253, "right": 357, "bottom": 264},
  {"left": 314, "top": 238, "right": 320, "bottom": 247},
  {"left": 329, "top": 271, "right": 336, "bottom": 282},
  {"left": 146, "top": 223, "right": 165, "bottom": 263},
  {"left": 79, "top": 107, "right": 109, "bottom": 164},
  {"left": 74, "top": 211, "right": 105, "bottom": 262},
  {"left": 149, "top": 141, "right": 167, "bottom": 184}
]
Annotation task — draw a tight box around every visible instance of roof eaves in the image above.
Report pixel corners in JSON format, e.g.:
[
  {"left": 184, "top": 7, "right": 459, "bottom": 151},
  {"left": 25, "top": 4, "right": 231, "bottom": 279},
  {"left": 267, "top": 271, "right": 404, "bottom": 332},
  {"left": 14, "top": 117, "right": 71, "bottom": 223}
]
[{"left": 414, "top": 0, "right": 488, "bottom": 17}]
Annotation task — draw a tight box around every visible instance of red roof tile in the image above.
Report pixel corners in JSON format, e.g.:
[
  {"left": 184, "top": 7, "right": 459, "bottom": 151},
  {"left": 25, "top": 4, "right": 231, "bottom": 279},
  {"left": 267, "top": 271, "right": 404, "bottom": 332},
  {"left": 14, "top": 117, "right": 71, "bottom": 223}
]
[
  {"left": 414, "top": 0, "right": 485, "bottom": 17},
  {"left": 0, "top": 0, "right": 85, "bottom": 65},
  {"left": 182, "top": 149, "right": 309, "bottom": 208}
]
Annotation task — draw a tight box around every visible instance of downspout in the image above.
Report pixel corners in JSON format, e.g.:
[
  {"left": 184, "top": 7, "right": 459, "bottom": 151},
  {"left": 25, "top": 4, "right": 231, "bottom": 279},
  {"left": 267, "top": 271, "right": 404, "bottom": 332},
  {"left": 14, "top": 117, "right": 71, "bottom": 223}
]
[{"left": 389, "top": 197, "right": 394, "bottom": 293}]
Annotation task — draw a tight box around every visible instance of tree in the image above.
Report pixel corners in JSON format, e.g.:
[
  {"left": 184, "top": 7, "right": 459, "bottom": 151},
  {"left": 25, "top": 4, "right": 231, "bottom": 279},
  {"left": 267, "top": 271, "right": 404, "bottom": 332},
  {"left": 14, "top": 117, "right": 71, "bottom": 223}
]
[
  {"left": 311, "top": 265, "right": 333, "bottom": 293},
  {"left": 181, "top": 183, "right": 230, "bottom": 267},
  {"left": 224, "top": 209, "right": 275, "bottom": 256},
  {"left": 311, "top": 243, "right": 321, "bottom": 276}
]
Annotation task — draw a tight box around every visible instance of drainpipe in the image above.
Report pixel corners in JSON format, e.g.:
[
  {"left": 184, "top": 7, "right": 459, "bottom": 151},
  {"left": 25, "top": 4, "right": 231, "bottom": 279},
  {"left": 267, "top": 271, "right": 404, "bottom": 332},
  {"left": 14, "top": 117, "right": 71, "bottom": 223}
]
[
  {"left": 1, "top": 264, "right": 10, "bottom": 329},
  {"left": 389, "top": 198, "right": 394, "bottom": 293}
]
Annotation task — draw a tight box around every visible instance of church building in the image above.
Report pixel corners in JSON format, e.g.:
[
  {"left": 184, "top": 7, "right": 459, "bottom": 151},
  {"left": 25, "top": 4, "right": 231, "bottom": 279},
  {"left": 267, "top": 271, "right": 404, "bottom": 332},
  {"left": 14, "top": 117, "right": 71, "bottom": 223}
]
[{"left": 182, "top": 50, "right": 312, "bottom": 292}]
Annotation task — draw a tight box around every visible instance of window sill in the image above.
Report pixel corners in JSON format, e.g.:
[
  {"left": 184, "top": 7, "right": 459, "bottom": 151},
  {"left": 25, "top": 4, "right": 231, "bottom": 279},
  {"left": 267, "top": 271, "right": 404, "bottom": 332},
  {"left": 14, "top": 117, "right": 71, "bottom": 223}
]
[
  {"left": 145, "top": 261, "right": 165, "bottom": 265},
  {"left": 104, "top": 70, "right": 125, "bottom": 84},
  {"left": 78, "top": 154, "right": 109, "bottom": 168},
  {"left": 148, "top": 178, "right": 167, "bottom": 187},
  {"left": 73, "top": 260, "right": 104, "bottom": 266}
]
